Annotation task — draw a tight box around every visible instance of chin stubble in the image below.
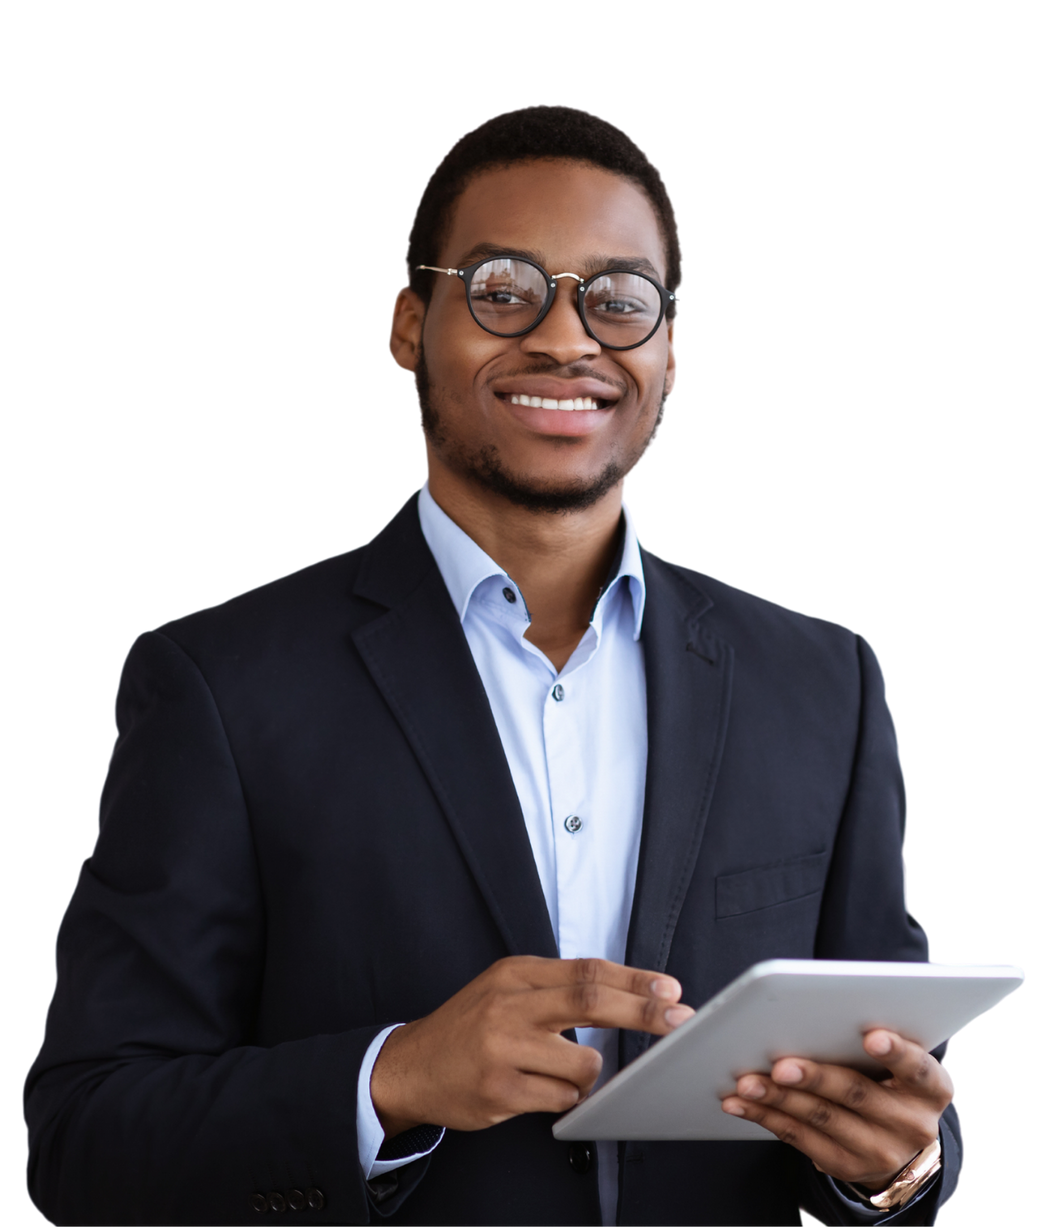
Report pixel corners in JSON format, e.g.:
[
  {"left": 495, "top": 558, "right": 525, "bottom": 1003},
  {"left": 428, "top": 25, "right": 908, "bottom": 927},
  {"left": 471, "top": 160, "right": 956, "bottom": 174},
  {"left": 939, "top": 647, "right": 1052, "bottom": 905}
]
[{"left": 414, "top": 353, "right": 666, "bottom": 515}]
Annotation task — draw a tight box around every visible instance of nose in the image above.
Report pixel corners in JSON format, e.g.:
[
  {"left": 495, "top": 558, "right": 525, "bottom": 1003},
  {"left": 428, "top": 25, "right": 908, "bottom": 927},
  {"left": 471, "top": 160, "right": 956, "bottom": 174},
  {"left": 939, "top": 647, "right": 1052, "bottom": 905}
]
[{"left": 519, "top": 281, "right": 601, "bottom": 365}]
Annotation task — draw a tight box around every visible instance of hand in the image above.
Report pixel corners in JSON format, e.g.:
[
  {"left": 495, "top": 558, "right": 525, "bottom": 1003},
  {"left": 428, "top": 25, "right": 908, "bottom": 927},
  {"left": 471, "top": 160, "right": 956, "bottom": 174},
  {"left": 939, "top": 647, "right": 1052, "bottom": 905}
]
[
  {"left": 371, "top": 955, "right": 692, "bottom": 1136},
  {"left": 720, "top": 1029, "right": 953, "bottom": 1191}
]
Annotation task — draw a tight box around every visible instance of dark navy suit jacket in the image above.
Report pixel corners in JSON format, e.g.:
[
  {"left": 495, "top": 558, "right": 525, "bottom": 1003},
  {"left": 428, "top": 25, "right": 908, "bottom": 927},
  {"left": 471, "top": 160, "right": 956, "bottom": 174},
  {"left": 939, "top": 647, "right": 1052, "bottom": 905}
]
[{"left": 26, "top": 497, "right": 961, "bottom": 1225}]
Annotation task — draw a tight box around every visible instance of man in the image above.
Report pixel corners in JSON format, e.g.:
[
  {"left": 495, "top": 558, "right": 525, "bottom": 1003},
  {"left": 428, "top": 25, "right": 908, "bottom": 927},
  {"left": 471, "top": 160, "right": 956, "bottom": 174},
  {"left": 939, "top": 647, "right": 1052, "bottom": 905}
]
[{"left": 26, "top": 107, "right": 959, "bottom": 1225}]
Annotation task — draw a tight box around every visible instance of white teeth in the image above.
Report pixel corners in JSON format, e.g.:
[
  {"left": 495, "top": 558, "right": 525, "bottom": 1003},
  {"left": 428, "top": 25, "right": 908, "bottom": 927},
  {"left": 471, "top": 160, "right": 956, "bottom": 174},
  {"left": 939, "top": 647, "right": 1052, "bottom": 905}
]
[{"left": 508, "top": 394, "right": 603, "bottom": 410}]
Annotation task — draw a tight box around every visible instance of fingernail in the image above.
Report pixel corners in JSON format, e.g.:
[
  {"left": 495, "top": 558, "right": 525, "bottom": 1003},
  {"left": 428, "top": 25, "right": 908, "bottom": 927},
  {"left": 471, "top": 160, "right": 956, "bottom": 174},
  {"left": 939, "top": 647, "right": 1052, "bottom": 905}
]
[
  {"left": 722, "top": 1100, "right": 746, "bottom": 1117},
  {"left": 651, "top": 978, "right": 681, "bottom": 1000},
  {"left": 665, "top": 1005, "right": 694, "bottom": 1027},
  {"left": 775, "top": 1062, "right": 803, "bottom": 1084},
  {"left": 738, "top": 1078, "right": 766, "bottom": 1100}
]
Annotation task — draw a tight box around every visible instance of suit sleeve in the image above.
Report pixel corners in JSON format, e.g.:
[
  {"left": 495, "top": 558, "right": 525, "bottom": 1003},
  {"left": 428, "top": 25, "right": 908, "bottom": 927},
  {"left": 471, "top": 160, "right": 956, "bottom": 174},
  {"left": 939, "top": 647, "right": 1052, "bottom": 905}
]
[
  {"left": 796, "top": 636, "right": 962, "bottom": 1226},
  {"left": 24, "top": 631, "right": 425, "bottom": 1225}
]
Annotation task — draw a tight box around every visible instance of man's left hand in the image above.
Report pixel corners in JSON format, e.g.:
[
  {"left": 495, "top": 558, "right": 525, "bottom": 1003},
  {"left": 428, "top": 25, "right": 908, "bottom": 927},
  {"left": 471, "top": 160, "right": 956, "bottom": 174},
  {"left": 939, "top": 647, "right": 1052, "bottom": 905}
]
[{"left": 720, "top": 1029, "right": 953, "bottom": 1191}]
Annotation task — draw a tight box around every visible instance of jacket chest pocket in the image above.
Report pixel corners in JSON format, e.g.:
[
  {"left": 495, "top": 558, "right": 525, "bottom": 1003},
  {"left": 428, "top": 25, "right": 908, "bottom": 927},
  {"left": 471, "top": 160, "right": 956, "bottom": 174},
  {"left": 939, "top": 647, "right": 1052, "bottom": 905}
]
[{"left": 715, "top": 851, "right": 829, "bottom": 919}]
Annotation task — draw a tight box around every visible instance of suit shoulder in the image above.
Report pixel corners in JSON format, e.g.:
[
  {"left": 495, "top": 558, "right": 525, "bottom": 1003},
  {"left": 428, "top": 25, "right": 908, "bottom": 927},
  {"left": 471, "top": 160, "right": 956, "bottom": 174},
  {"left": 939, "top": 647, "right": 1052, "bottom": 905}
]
[
  {"left": 152, "top": 546, "right": 370, "bottom": 658},
  {"left": 136, "top": 495, "right": 428, "bottom": 679},
  {"left": 648, "top": 554, "right": 863, "bottom": 664}
]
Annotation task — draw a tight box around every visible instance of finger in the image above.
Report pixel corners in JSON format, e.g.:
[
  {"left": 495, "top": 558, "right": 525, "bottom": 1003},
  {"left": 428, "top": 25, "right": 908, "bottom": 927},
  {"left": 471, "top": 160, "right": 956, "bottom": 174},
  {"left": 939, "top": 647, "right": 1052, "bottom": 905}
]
[
  {"left": 733, "top": 1073, "right": 881, "bottom": 1149},
  {"left": 525, "top": 981, "right": 695, "bottom": 1035},
  {"left": 506, "top": 1071, "right": 589, "bottom": 1117},
  {"left": 768, "top": 1056, "right": 890, "bottom": 1119},
  {"left": 515, "top": 1035, "right": 604, "bottom": 1095},
  {"left": 754, "top": 1057, "right": 941, "bottom": 1173},
  {"left": 505, "top": 955, "right": 683, "bottom": 1003},
  {"left": 475, "top": 1070, "right": 585, "bottom": 1124},
  {"left": 862, "top": 1031, "right": 954, "bottom": 1104},
  {"left": 565, "top": 956, "right": 683, "bottom": 1004},
  {"left": 721, "top": 1095, "right": 861, "bottom": 1178}
]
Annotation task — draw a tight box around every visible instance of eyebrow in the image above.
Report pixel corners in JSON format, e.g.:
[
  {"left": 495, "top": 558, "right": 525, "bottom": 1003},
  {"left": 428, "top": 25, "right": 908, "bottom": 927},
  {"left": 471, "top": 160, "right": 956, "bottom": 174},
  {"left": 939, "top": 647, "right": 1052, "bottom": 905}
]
[{"left": 455, "top": 242, "right": 664, "bottom": 284}]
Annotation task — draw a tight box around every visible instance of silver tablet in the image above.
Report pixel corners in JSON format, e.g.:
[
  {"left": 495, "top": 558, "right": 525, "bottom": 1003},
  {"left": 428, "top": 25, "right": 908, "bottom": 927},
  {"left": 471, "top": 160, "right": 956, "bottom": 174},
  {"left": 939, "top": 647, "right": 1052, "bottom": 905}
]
[{"left": 552, "top": 959, "right": 1022, "bottom": 1142}]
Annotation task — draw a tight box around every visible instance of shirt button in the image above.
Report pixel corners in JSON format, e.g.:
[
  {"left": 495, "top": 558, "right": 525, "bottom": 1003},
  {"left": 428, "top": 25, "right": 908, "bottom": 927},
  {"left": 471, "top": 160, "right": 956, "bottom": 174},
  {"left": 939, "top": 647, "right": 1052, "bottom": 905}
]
[
  {"left": 502, "top": 586, "right": 516, "bottom": 603},
  {"left": 552, "top": 684, "right": 564, "bottom": 702},
  {"left": 564, "top": 815, "right": 583, "bottom": 833}
]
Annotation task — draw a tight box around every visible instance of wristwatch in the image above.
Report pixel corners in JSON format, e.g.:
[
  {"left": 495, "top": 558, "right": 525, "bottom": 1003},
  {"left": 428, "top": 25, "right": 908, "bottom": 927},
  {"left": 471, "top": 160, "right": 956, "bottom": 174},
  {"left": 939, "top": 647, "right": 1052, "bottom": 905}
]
[{"left": 847, "top": 1138, "right": 942, "bottom": 1211}]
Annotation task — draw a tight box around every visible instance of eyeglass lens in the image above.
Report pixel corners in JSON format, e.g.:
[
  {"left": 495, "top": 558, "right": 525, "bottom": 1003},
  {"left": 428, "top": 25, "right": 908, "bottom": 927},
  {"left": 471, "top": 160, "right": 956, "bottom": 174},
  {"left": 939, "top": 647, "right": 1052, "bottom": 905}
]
[{"left": 467, "top": 258, "right": 663, "bottom": 347}]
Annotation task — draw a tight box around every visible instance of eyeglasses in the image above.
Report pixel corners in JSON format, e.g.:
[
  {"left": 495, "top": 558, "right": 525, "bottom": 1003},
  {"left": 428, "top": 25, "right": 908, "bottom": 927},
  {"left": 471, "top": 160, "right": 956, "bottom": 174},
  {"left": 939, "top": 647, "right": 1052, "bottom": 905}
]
[{"left": 416, "top": 255, "right": 676, "bottom": 351}]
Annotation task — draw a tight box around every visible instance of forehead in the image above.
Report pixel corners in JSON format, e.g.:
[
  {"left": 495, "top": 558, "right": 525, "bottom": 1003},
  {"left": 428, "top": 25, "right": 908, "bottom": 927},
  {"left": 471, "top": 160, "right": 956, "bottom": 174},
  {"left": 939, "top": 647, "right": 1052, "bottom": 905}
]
[{"left": 440, "top": 160, "right": 667, "bottom": 278}]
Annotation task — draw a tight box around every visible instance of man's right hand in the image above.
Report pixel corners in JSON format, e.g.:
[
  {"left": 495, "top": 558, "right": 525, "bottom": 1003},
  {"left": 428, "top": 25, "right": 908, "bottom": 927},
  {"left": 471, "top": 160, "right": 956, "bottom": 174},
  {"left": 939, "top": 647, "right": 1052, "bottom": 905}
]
[{"left": 369, "top": 955, "right": 693, "bottom": 1136}]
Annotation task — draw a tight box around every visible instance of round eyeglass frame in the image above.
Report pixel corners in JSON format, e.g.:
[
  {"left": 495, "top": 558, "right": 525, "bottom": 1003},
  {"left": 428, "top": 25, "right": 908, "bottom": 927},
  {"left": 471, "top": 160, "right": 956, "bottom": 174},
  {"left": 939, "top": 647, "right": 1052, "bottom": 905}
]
[{"left": 416, "top": 255, "right": 677, "bottom": 352}]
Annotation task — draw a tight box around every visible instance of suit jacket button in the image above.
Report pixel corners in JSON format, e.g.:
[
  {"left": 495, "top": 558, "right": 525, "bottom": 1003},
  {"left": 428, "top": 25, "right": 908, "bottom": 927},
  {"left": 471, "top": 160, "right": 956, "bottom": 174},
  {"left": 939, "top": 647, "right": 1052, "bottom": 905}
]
[
  {"left": 306, "top": 1187, "right": 326, "bottom": 1210},
  {"left": 568, "top": 1142, "right": 593, "bottom": 1174},
  {"left": 287, "top": 1189, "right": 306, "bottom": 1211},
  {"left": 249, "top": 1192, "right": 269, "bottom": 1213},
  {"left": 268, "top": 1191, "right": 287, "bottom": 1212}
]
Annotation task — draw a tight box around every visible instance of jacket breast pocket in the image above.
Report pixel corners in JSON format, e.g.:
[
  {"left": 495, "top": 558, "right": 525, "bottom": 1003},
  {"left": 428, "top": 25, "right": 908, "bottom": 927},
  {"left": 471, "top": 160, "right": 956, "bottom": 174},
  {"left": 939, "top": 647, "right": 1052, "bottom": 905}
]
[{"left": 715, "top": 851, "right": 829, "bottom": 919}]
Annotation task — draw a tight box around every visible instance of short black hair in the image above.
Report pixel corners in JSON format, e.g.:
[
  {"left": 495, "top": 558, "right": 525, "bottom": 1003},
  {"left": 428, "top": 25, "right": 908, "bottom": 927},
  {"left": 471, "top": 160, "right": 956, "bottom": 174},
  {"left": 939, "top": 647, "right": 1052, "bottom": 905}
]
[{"left": 407, "top": 106, "right": 680, "bottom": 318}]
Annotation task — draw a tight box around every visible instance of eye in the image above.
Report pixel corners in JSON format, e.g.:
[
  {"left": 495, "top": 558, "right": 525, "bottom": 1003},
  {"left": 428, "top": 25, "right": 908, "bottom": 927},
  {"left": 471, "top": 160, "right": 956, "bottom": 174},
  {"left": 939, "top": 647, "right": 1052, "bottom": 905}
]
[
  {"left": 592, "top": 296, "right": 649, "bottom": 316},
  {"left": 585, "top": 291, "right": 652, "bottom": 318},
  {"left": 488, "top": 290, "right": 518, "bottom": 304},
  {"left": 472, "top": 281, "right": 535, "bottom": 307},
  {"left": 583, "top": 271, "right": 658, "bottom": 319}
]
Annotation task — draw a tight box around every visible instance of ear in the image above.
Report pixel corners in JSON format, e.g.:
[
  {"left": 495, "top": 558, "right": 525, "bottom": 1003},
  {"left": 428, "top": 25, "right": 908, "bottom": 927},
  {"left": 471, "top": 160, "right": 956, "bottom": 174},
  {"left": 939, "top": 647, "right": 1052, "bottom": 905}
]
[{"left": 390, "top": 288, "right": 426, "bottom": 372}]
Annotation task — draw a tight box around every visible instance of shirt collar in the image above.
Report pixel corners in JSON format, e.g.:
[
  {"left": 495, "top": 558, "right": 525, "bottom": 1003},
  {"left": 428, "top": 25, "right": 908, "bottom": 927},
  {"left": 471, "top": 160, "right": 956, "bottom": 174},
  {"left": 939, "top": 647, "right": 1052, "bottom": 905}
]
[{"left": 417, "top": 484, "right": 646, "bottom": 640}]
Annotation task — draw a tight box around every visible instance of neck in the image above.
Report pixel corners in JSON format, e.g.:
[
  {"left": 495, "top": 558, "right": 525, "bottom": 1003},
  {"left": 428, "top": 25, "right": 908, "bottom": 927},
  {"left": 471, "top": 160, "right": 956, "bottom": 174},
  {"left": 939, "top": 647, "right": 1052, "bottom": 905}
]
[{"left": 427, "top": 459, "right": 625, "bottom": 672}]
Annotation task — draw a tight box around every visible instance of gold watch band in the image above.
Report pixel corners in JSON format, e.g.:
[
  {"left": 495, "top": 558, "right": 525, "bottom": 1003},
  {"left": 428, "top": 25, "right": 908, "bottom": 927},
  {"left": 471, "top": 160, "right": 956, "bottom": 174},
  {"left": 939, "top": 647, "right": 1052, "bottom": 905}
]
[{"left": 849, "top": 1137, "right": 942, "bottom": 1211}]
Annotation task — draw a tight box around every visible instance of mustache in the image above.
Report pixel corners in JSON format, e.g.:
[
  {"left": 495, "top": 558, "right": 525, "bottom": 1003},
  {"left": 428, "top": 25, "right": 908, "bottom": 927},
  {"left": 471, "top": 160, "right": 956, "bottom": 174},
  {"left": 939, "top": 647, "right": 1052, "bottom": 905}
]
[{"left": 489, "top": 361, "right": 625, "bottom": 396}]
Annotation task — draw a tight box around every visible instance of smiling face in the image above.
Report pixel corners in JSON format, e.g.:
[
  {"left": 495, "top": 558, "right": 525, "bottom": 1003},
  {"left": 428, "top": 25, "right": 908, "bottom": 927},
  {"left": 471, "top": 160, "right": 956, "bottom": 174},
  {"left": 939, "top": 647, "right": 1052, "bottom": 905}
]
[{"left": 391, "top": 159, "right": 676, "bottom": 513}]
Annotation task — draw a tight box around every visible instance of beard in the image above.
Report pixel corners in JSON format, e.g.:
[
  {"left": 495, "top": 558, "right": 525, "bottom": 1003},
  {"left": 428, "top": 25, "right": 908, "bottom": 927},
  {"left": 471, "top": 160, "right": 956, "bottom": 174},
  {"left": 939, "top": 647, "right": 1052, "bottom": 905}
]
[{"left": 415, "top": 353, "right": 666, "bottom": 515}]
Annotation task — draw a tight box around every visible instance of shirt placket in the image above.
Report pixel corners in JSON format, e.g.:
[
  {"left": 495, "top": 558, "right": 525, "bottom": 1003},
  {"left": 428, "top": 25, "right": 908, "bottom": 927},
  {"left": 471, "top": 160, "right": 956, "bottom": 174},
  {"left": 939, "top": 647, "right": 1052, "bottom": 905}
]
[{"left": 541, "top": 631, "right": 600, "bottom": 961}]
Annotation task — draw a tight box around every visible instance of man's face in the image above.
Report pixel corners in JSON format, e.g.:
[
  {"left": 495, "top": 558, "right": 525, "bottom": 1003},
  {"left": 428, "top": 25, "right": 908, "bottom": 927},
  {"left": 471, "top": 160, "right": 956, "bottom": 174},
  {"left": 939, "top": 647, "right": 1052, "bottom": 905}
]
[{"left": 393, "top": 160, "right": 676, "bottom": 512}]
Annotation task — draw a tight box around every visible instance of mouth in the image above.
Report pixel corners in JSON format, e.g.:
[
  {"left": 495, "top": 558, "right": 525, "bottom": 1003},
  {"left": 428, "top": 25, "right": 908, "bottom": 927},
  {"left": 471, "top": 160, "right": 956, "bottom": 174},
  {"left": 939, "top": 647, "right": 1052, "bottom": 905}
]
[
  {"left": 494, "top": 388, "right": 617, "bottom": 438},
  {"left": 499, "top": 393, "right": 614, "bottom": 412}
]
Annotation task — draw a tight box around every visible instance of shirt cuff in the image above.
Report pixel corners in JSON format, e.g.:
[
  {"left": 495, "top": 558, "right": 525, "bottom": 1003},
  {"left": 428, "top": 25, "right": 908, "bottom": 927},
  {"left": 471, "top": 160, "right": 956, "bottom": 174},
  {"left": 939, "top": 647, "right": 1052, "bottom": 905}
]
[
  {"left": 356, "top": 1024, "right": 445, "bottom": 1180},
  {"left": 826, "top": 1174, "right": 889, "bottom": 1221}
]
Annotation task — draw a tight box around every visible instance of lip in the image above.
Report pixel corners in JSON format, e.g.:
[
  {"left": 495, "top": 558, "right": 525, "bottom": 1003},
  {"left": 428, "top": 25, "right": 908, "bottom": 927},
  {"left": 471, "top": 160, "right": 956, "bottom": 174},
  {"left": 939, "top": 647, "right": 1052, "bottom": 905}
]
[{"left": 500, "top": 395, "right": 613, "bottom": 438}]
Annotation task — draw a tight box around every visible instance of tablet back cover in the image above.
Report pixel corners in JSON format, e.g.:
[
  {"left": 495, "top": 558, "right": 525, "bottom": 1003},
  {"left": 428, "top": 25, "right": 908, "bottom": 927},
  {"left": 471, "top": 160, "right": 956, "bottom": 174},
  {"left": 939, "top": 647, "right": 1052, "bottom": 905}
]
[{"left": 553, "top": 959, "right": 1022, "bottom": 1141}]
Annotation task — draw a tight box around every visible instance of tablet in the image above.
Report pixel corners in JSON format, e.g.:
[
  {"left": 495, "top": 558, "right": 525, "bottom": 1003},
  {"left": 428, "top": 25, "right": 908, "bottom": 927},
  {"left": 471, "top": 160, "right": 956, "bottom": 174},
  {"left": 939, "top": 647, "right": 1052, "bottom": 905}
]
[{"left": 552, "top": 959, "right": 1023, "bottom": 1142}]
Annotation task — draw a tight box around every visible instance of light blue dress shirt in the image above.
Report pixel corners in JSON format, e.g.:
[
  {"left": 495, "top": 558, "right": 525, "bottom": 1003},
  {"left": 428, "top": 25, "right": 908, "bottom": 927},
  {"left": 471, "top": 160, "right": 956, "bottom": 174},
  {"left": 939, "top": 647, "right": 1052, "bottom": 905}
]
[
  {"left": 356, "top": 486, "right": 895, "bottom": 1223},
  {"left": 355, "top": 483, "right": 647, "bottom": 1223}
]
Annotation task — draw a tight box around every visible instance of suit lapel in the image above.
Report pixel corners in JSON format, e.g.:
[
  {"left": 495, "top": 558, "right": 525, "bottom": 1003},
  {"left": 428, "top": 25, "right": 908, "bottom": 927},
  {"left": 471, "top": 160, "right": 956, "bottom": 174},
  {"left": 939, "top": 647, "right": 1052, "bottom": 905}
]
[
  {"left": 351, "top": 499, "right": 558, "bottom": 961},
  {"left": 622, "top": 551, "right": 734, "bottom": 1064},
  {"left": 349, "top": 504, "right": 733, "bottom": 1011}
]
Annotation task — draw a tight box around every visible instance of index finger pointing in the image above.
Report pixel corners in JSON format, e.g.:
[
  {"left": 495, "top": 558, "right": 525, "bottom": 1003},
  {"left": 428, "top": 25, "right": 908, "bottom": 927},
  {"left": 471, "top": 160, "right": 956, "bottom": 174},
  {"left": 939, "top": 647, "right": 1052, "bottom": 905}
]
[
  {"left": 531, "top": 981, "right": 694, "bottom": 1036},
  {"left": 521, "top": 956, "right": 683, "bottom": 1003},
  {"left": 573, "top": 957, "right": 684, "bottom": 1004}
]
